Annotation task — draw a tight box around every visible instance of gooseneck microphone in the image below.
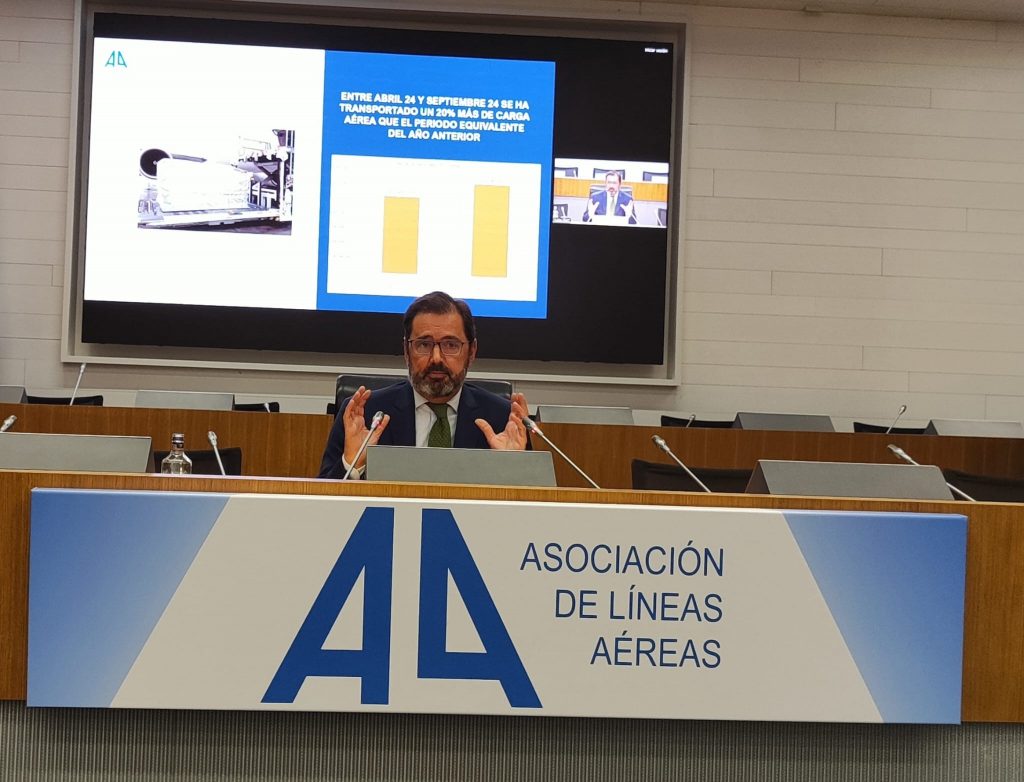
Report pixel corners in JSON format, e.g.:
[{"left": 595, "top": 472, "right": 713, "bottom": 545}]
[
  {"left": 887, "top": 444, "right": 975, "bottom": 501},
  {"left": 0, "top": 414, "right": 16, "bottom": 433},
  {"left": 685, "top": 414, "right": 696, "bottom": 428},
  {"left": 651, "top": 435, "right": 711, "bottom": 493},
  {"left": 69, "top": 362, "right": 86, "bottom": 406},
  {"left": 520, "top": 416, "right": 600, "bottom": 489},
  {"left": 343, "top": 410, "right": 385, "bottom": 481},
  {"left": 207, "top": 430, "right": 227, "bottom": 476},
  {"left": 885, "top": 404, "right": 908, "bottom": 434}
]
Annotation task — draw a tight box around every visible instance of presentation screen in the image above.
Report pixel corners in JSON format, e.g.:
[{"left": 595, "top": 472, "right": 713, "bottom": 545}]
[{"left": 78, "top": 13, "right": 680, "bottom": 366}]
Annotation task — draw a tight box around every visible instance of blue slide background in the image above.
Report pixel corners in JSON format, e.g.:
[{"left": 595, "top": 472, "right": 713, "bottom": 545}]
[
  {"left": 784, "top": 510, "right": 967, "bottom": 723},
  {"left": 28, "top": 489, "right": 228, "bottom": 706},
  {"left": 316, "top": 50, "right": 555, "bottom": 318}
]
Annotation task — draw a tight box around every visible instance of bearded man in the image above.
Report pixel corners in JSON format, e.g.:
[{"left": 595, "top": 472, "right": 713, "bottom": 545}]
[{"left": 317, "top": 291, "right": 530, "bottom": 479}]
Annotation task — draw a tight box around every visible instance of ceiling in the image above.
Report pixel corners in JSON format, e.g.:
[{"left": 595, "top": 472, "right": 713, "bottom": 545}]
[{"left": 666, "top": 0, "right": 1024, "bottom": 24}]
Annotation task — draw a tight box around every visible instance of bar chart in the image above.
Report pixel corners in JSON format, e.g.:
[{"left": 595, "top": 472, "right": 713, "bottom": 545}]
[{"left": 325, "top": 155, "right": 540, "bottom": 302}]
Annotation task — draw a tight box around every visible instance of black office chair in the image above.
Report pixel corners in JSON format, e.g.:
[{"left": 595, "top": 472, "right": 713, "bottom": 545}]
[
  {"left": 661, "top": 414, "right": 733, "bottom": 429},
  {"left": 335, "top": 373, "right": 513, "bottom": 414},
  {"left": 631, "top": 459, "right": 752, "bottom": 493},
  {"left": 853, "top": 421, "right": 927, "bottom": 434},
  {"left": 642, "top": 171, "right": 669, "bottom": 182},
  {"left": 26, "top": 394, "right": 104, "bottom": 406},
  {"left": 554, "top": 166, "right": 578, "bottom": 177},
  {"left": 326, "top": 402, "right": 338, "bottom": 416},
  {"left": 942, "top": 470, "right": 1024, "bottom": 503},
  {"left": 232, "top": 401, "right": 280, "bottom": 412},
  {"left": 593, "top": 167, "right": 626, "bottom": 179},
  {"left": 657, "top": 207, "right": 667, "bottom": 227},
  {"left": 152, "top": 446, "right": 243, "bottom": 476}
]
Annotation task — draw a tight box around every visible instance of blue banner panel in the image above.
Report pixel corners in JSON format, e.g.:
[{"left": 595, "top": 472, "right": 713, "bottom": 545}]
[
  {"left": 28, "top": 490, "right": 228, "bottom": 706},
  {"left": 783, "top": 511, "right": 967, "bottom": 723}
]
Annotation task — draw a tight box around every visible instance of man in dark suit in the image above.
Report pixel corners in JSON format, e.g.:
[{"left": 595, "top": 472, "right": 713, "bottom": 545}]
[
  {"left": 582, "top": 171, "right": 637, "bottom": 224},
  {"left": 318, "top": 291, "right": 530, "bottom": 479}
]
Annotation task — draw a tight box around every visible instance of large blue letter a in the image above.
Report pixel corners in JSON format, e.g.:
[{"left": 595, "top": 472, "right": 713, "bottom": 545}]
[
  {"left": 418, "top": 509, "right": 540, "bottom": 708},
  {"left": 263, "top": 506, "right": 394, "bottom": 705}
]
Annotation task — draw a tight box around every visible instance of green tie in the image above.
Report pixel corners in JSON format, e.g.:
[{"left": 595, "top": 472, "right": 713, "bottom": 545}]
[{"left": 427, "top": 403, "right": 452, "bottom": 448}]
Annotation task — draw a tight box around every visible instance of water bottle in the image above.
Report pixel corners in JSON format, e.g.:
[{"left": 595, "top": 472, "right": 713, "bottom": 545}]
[{"left": 160, "top": 432, "right": 192, "bottom": 475}]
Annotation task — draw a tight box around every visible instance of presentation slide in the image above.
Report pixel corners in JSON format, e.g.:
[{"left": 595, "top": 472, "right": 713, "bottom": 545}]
[{"left": 83, "top": 40, "right": 554, "bottom": 318}]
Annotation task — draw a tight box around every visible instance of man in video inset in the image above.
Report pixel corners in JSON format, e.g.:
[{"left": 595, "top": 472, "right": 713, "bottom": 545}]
[
  {"left": 582, "top": 171, "right": 637, "bottom": 224},
  {"left": 318, "top": 291, "right": 530, "bottom": 479}
]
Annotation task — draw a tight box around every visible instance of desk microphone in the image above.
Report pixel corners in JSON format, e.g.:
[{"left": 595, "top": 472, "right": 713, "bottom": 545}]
[
  {"left": 887, "top": 444, "right": 975, "bottom": 501},
  {"left": 685, "top": 414, "right": 696, "bottom": 428},
  {"left": 343, "top": 410, "right": 385, "bottom": 481},
  {"left": 207, "top": 430, "right": 227, "bottom": 476},
  {"left": 885, "top": 404, "right": 908, "bottom": 434},
  {"left": 520, "top": 416, "right": 600, "bottom": 489},
  {"left": 651, "top": 435, "right": 711, "bottom": 493},
  {"left": 69, "top": 362, "right": 86, "bottom": 406},
  {"left": 0, "top": 414, "right": 16, "bottom": 433}
]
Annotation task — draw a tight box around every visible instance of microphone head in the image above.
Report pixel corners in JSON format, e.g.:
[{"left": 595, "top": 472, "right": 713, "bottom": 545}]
[
  {"left": 370, "top": 410, "right": 385, "bottom": 429},
  {"left": 651, "top": 434, "right": 668, "bottom": 450},
  {"left": 886, "top": 443, "right": 902, "bottom": 455},
  {"left": 520, "top": 415, "right": 540, "bottom": 434},
  {"left": 898, "top": 404, "right": 907, "bottom": 415},
  {"left": 0, "top": 414, "right": 16, "bottom": 432},
  {"left": 207, "top": 430, "right": 218, "bottom": 447}
]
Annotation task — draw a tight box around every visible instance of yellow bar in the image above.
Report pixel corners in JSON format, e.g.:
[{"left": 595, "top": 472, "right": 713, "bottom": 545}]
[
  {"left": 471, "top": 185, "right": 509, "bottom": 278},
  {"left": 382, "top": 196, "right": 419, "bottom": 274}
]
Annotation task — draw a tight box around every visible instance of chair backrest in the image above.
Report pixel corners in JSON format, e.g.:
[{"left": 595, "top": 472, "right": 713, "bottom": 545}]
[
  {"left": 852, "top": 421, "right": 927, "bottom": 434},
  {"left": 537, "top": 405, "right": 633, "bottom": 425},
  {"left": 553, "top": 203, "right": 569, "bottom": 218},
  {"left": 135, "top": 390, "right": 235, "bottom": 411},
  {"left": 661, "top": 414, "right": 733, "bottom": 429},
  {"left": 593, "top": 167, "right": 626, "bottom": 179},
  {"left": 554, "top": 166, "right": 578, "bottom": 177},
  {"left": 26, "top": 394, "right": 104, "bottom": 406},
  {"left": 335, "top": 374, "right": 513, "bottom": 412},
  {"left": 943, "top": 469, "right": 1024, "bottom": 503},
  {"left": 631, "top": 459, "right": 752, "bottom": 493},
  {"left": 642, "top": 171, "right": 669, "bottom": 183},
  {"left": 657, "top": 207, "right": 667, "bottom": 227},
  {"left": 151, "top": 446, "right": 243, "bottom": 476},
  {"left": 232, "top": 401, "right": 280, "bottom": 412}
]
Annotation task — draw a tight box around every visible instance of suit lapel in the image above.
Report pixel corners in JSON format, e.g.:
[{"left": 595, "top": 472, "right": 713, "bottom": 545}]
[
  {"left": 384, "top": 382, "right": 416, "bottom": 446},
  {"left": 453, "top": 385, "right": 481, "bottom": 448}
]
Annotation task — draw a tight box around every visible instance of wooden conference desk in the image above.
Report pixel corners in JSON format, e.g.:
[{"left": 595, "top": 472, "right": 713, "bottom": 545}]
[
  {"left": 1, "top": 469, "right": 1023, "bottom": 723},
  {"left": 0, "top": 403, "right": 1021, "bottom": 489}
]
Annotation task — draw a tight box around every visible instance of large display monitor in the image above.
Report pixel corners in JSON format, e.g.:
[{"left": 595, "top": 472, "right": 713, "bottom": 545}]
[{"left": 71, "top": 10, "right": 683, "bottom": 372}]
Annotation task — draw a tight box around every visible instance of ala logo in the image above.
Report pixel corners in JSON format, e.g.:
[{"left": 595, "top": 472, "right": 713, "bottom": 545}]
[
  {"left": 104, "top": 50, "right": 127, "bottom": 68},
  {"left": 262, "top": 506, "right": 541, "bottom": 708}
]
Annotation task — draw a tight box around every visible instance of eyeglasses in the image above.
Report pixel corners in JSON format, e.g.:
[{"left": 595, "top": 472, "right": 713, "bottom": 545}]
[{"left": 406, "top": 338, "right": 467, "bottom": 357}]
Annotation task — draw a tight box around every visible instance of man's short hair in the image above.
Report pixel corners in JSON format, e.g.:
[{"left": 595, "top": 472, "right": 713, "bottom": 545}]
[
  {"left": 604, "top": 171, "right": 623, "bottom": 184},
  {"left": 403, "top": 291, "right": 476, "bottom": 343}
]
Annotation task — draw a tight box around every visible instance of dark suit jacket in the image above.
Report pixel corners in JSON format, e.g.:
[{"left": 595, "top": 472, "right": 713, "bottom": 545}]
[
  {"left": 581, "top": 190, "right": 637, "bottom": 224},
  {"left": 317, "top": 380, "right": 520, "bottom": 479}
]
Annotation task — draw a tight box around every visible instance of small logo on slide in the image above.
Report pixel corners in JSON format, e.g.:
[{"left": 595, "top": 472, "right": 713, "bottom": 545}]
[{"left": 105, "top": 50, "right": 127, "bottom": 68}]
